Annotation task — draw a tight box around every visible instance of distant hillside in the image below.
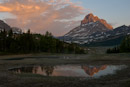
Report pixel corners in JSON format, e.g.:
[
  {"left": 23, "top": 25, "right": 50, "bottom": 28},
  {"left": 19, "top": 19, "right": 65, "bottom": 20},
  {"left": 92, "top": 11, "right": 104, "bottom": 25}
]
[
  {"left": 107, "top": 35, "right": 130, "bottom": 53},
  {"left": 84, "top": 35, "right": 125, "bottom": 47},
  {"left": 0, "top": 20, "right": 22, "bottom": 34},
  {"left": 0, "top": 20, "right": 11, "bottom": 31}
]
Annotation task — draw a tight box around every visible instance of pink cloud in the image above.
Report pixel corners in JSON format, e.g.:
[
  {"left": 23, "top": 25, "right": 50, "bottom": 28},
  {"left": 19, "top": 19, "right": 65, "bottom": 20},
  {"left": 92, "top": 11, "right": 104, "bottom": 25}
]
[{"left": 0, "top": 0, "right": 87, "bottom": 36}]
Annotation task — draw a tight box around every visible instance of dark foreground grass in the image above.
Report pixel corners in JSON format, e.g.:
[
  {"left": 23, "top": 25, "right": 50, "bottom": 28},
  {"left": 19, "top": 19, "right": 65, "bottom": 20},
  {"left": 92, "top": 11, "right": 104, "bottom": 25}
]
[{"left": 122, "top": 80, "right": 130, "bottom": 87}]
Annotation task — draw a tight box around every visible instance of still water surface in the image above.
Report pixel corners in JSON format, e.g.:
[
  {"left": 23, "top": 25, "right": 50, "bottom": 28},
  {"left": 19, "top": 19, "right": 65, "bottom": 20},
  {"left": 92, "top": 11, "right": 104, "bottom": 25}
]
[{"left": 9, "top": 65, "right": 127, "bottom": 78}]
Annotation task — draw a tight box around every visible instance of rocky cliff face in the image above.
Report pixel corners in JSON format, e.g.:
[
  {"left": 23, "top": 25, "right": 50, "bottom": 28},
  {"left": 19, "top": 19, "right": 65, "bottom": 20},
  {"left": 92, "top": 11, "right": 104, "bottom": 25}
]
[{"left": 81, "top": 13, "right": 113, "bottom": 30}]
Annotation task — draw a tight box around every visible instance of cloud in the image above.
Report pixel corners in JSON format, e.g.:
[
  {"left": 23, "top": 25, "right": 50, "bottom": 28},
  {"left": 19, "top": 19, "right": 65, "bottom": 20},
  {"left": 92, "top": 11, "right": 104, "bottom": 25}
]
[
  {"left": 0, "top": 6, "right": 12, "bottom": 12},
  {"left": 0, "top": 0, "right": 87, "bottom": 36}
]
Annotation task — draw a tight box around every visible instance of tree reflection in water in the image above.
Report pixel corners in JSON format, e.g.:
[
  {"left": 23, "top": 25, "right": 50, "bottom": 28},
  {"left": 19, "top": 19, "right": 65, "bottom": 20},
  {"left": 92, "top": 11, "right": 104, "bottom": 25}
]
[
  {"left": 10, "top": 66, "right": 54, "bottom": 76},
  {"left": 41, "top": 66, "right": 54, "bottom": 76}
]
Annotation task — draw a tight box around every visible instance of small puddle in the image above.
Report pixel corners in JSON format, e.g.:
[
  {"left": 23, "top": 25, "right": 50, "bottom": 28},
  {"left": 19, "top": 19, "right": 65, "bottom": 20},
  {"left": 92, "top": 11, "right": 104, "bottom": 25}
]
[{"left": 9, "top": 65, "right": 127, "bottom": 78}]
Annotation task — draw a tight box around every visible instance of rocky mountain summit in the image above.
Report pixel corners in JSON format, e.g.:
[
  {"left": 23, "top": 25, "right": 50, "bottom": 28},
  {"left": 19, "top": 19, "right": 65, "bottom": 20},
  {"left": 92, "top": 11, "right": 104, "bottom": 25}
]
[
  {"left": 60, "top": 13, "right": 130, "bottom": 46},
  {"left": 81, "top": 13, "right": 113, "bottom": 29}
]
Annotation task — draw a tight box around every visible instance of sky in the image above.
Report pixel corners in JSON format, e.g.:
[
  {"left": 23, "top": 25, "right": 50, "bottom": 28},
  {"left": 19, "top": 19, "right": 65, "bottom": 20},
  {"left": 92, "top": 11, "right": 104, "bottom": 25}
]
[{"left": 0, "top": 0, "right": 130, "bottom": 36}]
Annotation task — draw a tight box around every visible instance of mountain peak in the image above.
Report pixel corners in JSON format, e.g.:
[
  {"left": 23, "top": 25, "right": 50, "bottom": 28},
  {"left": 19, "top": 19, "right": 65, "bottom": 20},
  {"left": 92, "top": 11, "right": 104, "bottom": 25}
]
[
  {"left": 81, "top": 13, "right": 113, "bottom": 30},
  {"left": 86, "top": 13, "right": 95, "bottom": 18},
  {"left": 81, "top": 13, "right": 99, "bottom": 24}
]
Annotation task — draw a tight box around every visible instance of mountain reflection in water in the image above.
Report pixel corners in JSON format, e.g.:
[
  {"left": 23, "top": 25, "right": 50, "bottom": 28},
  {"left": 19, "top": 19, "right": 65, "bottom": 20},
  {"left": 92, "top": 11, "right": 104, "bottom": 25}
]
[
  {"left": 9, "top": 65, "right": 126, "bottom": 78},
  {"left": 82, "top": 65, "right": 107, "bottom": 76}
]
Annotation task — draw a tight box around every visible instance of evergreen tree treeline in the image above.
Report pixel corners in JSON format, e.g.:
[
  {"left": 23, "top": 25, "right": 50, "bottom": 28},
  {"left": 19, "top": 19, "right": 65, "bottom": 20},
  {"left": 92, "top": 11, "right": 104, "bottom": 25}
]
[
  {"left": 0, "top": 29, "right": 86, "bottom": 54},
  {"left": 107, "top": 35, "right": 130, "bottom": 53}
]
